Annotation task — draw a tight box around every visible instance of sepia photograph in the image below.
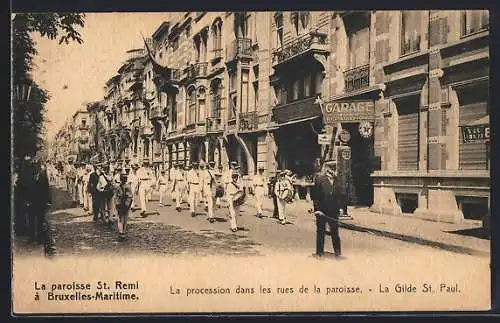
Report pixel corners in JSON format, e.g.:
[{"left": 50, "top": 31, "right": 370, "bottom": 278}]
[{"left": 11, "top": 10, "right": 491, "bottom": 314}]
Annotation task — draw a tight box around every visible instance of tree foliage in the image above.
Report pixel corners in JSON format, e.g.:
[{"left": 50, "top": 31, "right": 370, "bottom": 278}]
[{"left": 12, "top": 13, "right": 85, "bottom": 160}]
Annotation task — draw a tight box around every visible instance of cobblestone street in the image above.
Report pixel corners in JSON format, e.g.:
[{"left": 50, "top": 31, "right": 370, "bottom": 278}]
[{"left": 39, "top": 187, "right": 488, "bottom": 259}]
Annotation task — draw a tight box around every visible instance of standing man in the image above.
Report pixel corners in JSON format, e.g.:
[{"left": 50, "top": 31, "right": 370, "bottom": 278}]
[
  {"left": 128, "top": 164, "right": 139, "bottom": 210},
  {"left": 268, "top": 171, "right": 280, "bottom": 219},
  {"left": 252, "top": 166, "right": 267, "bottom": 218},
  {"left": 310, "top": 159, "right": 342, "bottom": 258},
  {"left": 82, "top": 164, "right": 91, "bottom": 213},
  {"left": 201, "top": 161, "right": 216, "bottom": 223},
  {"left": 215, "top": 164, "right": 224, "bottom": 208},
  {"left": 186, "top": 162, "right": 201, "bottom": 217},
  {"left": 66, "top": 161, "right": 77, "bottom": 203},
  {"left": 77, "top": 162, "right": 86, "bottom": 208},
  {"left": 87, "top": 164, "right": 100, "bottom": 222},
  {"left": 157, "top": 169, "right": 169, "bottom": 207},
  {"left": 115, "top": 171, "right": 133, "bottom": 239},
  {"left": 136, "top": 162, "right": 153, "bottom": 217},
  {"left": 146, "top": 163, "right": 155, "bottom": 202}
]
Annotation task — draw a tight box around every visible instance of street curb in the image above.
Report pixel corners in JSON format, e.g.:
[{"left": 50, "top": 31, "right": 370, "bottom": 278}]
[
  {"left": 338, "top": 221, "right": 489, "bottom": 257},
  {"left": 259, "top": 205, "right": 489, "bottom": 257}
]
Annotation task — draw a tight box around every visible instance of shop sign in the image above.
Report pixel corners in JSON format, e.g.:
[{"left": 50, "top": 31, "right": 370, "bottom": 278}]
[
  {"left": 461, "top": 125, "right": 490, "bottom": 143},
  {"left": 318, "top": 133, "right": 332, "bottom": 145},
  {"left": 341, "top": 149, "right": 351, "bottom": 160},
  {"left": 322, "top": 100, "right": 375, "bottom": 124},
  {"left": 358, "top": 121, "right": 374, "bottom": 138}
]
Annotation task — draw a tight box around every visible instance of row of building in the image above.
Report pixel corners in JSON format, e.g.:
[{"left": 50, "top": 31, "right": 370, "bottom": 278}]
[{"left": 51, "top": 10, "right": 490, "bottom": 224}]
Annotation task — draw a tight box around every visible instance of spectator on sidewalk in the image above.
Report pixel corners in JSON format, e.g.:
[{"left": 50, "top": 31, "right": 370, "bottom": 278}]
[{"left": 310, "top": 159, "right": 342, "bottom": 258}]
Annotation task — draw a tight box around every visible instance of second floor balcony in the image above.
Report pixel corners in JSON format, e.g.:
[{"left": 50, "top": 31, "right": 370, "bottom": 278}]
[
  {"left": 239, "top": 111, "right": 259, "bottom": 132},
  {"left": 184, "top": 62, "right": 208, "bottom": 82},
  {"left": 206, "top": 117, "right": 223, "bottom": 133},
  {"left": 272, "top": 30, "right": 329, "bottom": 67},
  {"left": 149, "top": 107, "right": 164, "bottom": 121},
  {"left": 401, "top": 34, "right": 421, "bottom": 56},
  {"left": 344, "top": 64, "right": 370, "bottom": 93},
  {"left": 226, "top": 37, "right": 252, "bottom": 63}
]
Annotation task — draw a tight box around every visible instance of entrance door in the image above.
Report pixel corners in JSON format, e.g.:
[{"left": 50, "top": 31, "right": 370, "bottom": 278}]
[{"left": 342, "top": 122, "right": 374, "bottom": 206}]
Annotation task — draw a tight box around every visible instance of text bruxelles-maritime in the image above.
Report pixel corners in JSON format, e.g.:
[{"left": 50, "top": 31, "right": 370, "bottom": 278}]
[{"left": 322, "top": 100, "right": 375, "bottom": 123}]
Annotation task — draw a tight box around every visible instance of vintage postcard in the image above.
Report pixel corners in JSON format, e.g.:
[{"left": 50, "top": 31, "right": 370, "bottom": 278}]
[{"left": 11, "top": 10, "right": 491, "bottom": 314}]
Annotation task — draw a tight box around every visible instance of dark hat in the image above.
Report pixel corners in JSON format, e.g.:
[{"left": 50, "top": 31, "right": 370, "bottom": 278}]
[
  {"left": 192, "top": 162, "right": 198, "bottom": 167},
  {"left": 119, "top": 173, "right": 128, "bottom": 181},
  {"left": 230, "top": 161, "right": 238, "bottom": 166},
  {"left": 208, "top": 161, "right": 216, "bottom": 167},
  {"left": 258, "top": 166, "right": 265, "bottom": 171},
  {"left": 184, "top": 165, "right": 190, "bottom": 170},
  {"left": 161, "top": 169, "right": 166, "bottom": 173}
]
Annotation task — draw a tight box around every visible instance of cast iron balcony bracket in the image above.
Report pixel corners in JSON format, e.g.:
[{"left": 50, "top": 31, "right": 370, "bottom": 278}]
[
  {"left": 344, "top": 64, "right": 370, "bottom": 92},
  {"left": 272, "top": 30, "right": 329, "bottom": 65}
]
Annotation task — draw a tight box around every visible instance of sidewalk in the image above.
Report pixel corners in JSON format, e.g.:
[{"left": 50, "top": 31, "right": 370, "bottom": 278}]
[{"left": 245, "top": 195, "right": 490, "bottom": 257}]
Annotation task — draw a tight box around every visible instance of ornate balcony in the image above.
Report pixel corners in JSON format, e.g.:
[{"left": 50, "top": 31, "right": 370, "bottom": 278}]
[
  {"left": 153, "top": 68, "right": 181, "bottom": 90},
  {"left": 344, "top": 64, "right": 370, "bottom": 93},
  {"left": 271, "top": 97, "right": 322, "bottom": 125},
  {"left": 184, "top": 62, "right": 208, "bottom": 81},
  {"left": 226, "top": 37, "right": 252, "bottom": 63},
  {"left": 272, "top": 30, "right": 329, "bottom": 67},
  {"left": 206, "top": 117, "right": 223, "bottom": 133},
  {"left": 212, "top": 48, "right": 223, "bottom": 61},
  {"left": 149, "top": 107, "right": 163, "bottom": 121},
  {"left": 239, "top": 111, "right": 259, "bottom": 132}
]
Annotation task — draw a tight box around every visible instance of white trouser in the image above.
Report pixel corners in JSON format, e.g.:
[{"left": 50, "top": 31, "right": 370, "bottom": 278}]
[
  {"left": 87, "top": 192, "right": 93, "bottom": 214},
  {"left": 277, "top": 198, "right": 287, "bottom": 221},
  {"left": 228, "top": 201, "right": 239, "bottom": 230},
  {"left": 188, "top": 184, "right": 201, "bottom": 213},
  {"left": 203, "top": 185, "right": 214, "bottom": 219},
  {"left": 254, "top": 186, "right": 265, "bottom": 215},
  {"left": 78, "top": 183, "right": 84, "bottom": 205},
  {"left": 158, "top": 184, "right": 169, "bottom": 204},
  {"left": 83, "top": 186, "right": 89, "bottom": 209},
  {"left": 130, "top": 182, "right": 138, "bottom": 207},
  {"left": 138, "top": 181, "right": 149, "bottom": 212},
  {"left": 175, "top": 181, "right": 185, "bottom": 208}
]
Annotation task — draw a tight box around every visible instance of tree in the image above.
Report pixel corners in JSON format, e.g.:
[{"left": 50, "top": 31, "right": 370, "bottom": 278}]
[{"left": 12, "top": 13, "right": 86, "bottom": 161}]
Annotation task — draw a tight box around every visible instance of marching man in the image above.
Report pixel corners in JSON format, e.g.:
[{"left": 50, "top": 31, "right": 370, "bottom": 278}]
[
  {"left": 274, "top": 171, "right": 289, "bottom": 225},
  {"left": 227, "top": 171, "right": 243, "bottom": 232},
  {"left": 157, "top": 169, "right": 169, "bottom": 207},
  {"left": 127, "top": 164, "right": 139, "bottom": 210},
  {"left": 201, "top": 161, "right": 216, "bottom": 223},
  {"left": 136, "top": 161, "right": 153, "bottom": 217},
  {"left": 173, "top": 163, "right": 185, "bottom": 212},
  {"left": 252, "top": 166, "right": 267, "bottom": 218},
  {"left": 186, "top": 162, "right": 201, "bottom": 217}
]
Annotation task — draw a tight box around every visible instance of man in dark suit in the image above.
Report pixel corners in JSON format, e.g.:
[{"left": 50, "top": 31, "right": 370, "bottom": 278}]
[
  {"left": 310, "top": 159, "right": 342, "bottom": 258},
  {"left": 87, "top": 164, "right": 100, "bottom": 222}
]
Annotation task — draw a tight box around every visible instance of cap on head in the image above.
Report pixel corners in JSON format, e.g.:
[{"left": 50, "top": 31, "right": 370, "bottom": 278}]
[
  {"left": 208, "top": 161, "right": 215, "bottom": 167},
  {"left": 258, "top": 166, "right": 265, "bottom": 172}
]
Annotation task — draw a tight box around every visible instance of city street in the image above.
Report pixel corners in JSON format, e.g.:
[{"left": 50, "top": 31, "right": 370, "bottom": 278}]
[{"left": 43, "top": 186, "right": 487, "bottom": 260}]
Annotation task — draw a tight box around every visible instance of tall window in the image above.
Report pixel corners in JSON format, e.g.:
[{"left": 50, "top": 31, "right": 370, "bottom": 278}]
[
  {"left": 172, "top": 37, "right": 179, "bottom": 52},
  {"left": 211, "top": 79, "right": 222, "bottom": 118},
  {"left": 235, "top": 12, "right": 249, "bottom": 38},
  {"left": 212, "top": 19, "right": 223, "bottom": 58},
  {"left": 170, "top": 93, "right": 178, "bottom": 130},
  {"left": 194, "top": 36, "right": 201, "bottom": 62},
  {"left": 253, "top": 67, "right": 259, "bottom": 110},
  {"left": 275, "top": 12, "right": 284, "bottom": 48},
  {"left": 187, "top": 87, "right": 196, "bottom": 125},
  {"left": 348, "top": 27, "right": 370, "bottom": 68},
  {"left": 401, "top": 11, "right": 421, "bottom": 56},
  {"left": 198, "top": 87, "right": 206, "bottom": 122},
  {"left": 291, "top": 11, "right": 310, "bottom": 36},
  {"left": 241, "top": 70, "right": 249, "bottom": 113},
  {"left": 461, "top": 10, "right": 489, "bottom": 37}
]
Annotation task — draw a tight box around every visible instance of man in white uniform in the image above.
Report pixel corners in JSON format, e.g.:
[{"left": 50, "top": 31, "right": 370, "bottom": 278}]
[
  {"left": 127, "top": 164, "right": 139, "bottom": 210},
  {"left": 201, "top": 161, "right": 216, "bottom": 223},
  {"left": 274, "top": 172, "right": 290, "bottom": 225},
  {"left": 173, "top": 163, "right": 185, "bottom": 212},
  {"left": 227, "top": 172, "right": 243, "bottom": 232},
  {"left": 136, "top": 162, "right": 153, "bottom": 217},
  {"left": 252, "top": 166, "right": 267, "bottom": 218},
  {"left": 82, "top": 164, "right": 91, "bottom": 213},
  {"left": 186, "top": 162, "right": 201, "bottom": 217},
  {"left": 157, "top": 169, "right": 169, "bottom": 207}
]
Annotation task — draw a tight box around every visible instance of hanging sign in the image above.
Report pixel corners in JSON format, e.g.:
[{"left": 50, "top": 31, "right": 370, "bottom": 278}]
[
  {"left": 341, "top": 149, "right": 351, "bottom": 160},
  {"left": 339, "top": 129, "right": 351, "bottom": 143},
  {"left": 318, "top": 133, "right": 332, "bottom": 145},
  {"left": 322, "top": 100, "right": 376, "bottom": 124},
  {"left": 359, "top": 121, "right": 373, "bottom": 138}
]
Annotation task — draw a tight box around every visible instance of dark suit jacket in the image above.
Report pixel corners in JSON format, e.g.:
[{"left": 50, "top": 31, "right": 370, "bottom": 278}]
[
  {"left": 87, "top": 172, "right": 99, "bottom": 195},
  {"left": 310, "top": 174, "right": 340, "bottom": 218}
]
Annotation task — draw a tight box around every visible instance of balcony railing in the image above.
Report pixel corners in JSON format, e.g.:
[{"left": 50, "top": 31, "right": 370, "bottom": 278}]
[
  {"left": 149, "top": 107, "right": 163, "bottom": 120},
  {"left": 206, "top": 117, "right": 223, "bottom": 132},
  {"left": 272, "top": 30, "right": 328, "bottom": 65},
  {"left": 344, "top": 64, "right": 370, "bottom": 93},
  {"left": 185, "top": 62, "right": 208, "bottom": 80},
  {"left": 212, "top": 48, "right": 223, "bottom": 60},
  {"left": 239, "top": 111, "right": 259, "bottom": 132},
  {"left": 401, "top": 35, "right": 421, "bottom": 56},
  {"left": 226, "top": 37, "right": 252, "bottom": 62}
]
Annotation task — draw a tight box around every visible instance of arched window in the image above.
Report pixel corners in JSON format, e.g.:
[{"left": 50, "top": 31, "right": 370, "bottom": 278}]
[
  {"left": 210, "top": 79, "right": 222, "bottom": 118},
  {"left": 197, "top": 87, "right": 206, "bottom": 122},
  {"left": 211, "top": 18, "right": 223, "bottom": 59},
  {"left": 187, "top": 87, "right": 197, "bottom": 125}
]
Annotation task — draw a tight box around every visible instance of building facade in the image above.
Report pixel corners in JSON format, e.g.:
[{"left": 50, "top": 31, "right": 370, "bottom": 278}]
[{"left": 59, "top": 10, "right": 488, "bottom": 224}]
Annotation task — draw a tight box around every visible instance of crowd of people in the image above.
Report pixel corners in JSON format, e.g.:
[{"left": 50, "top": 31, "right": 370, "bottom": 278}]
[{"left": 42, "top": 156, "right": 344, "bottom": 258}]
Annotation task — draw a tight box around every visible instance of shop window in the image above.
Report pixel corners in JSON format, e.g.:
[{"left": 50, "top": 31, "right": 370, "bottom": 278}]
[
  {"left": 396, "top": 96, "right": 419, "bottom": 171},
  {"left": 401, "top": 11, "right": 422, "bottom": 56},
  {"left": 457, "top": 196, "right": 489, "bottom": 221},
  {"left": 461, "top": 10, "right": 489, "bottom": 37}
]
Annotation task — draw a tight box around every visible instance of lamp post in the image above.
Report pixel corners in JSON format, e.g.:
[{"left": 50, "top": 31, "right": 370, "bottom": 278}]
[{"left": 13, "top": 78, "right": 33, "bottom": 237}]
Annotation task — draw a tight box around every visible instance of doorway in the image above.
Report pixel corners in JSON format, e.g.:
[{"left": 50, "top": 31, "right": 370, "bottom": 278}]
[{"left": 342, "top": 122, "right": 374, "bottom": 206}]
